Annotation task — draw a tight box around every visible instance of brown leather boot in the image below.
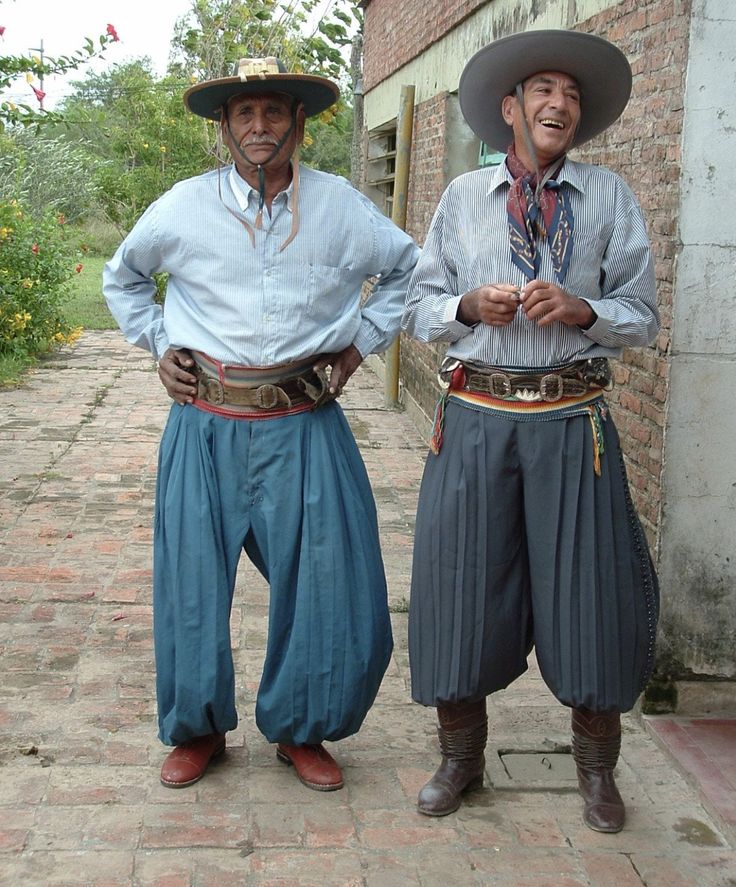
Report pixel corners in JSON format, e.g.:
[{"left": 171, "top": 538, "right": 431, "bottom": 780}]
[
  {"left": 571, "top": 708, "right": 625, "bottom": 833},
  {"left": 417, "top": 699, "right": 487, "bottom": 816}
]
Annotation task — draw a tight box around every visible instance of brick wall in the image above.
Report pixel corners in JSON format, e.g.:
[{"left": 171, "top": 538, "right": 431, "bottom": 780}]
[
  {"left": 571, "top": 0, "right": 690, "bottom": 544},
  {"left": 362, "top": 0, "right": 487, "bottom": 91},
  {"left": 400, "top": 92, "right": 452, "bottom": 421},
  {"left": 361, "top": 0, "right": 690, "bottom": 550}
]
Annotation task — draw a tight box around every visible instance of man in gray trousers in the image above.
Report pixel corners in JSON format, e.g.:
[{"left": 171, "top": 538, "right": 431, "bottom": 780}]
[{"left": 402, "top": 29, "right": 659, "bottom": 833}]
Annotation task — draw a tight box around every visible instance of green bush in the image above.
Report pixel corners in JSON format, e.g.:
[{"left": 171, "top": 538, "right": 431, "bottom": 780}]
[
  {"left": 0, "top": 129, "right": 101, "bottom": 224},
  {"left": 0, "top": 199, "right": 82, "bottom": 358}
]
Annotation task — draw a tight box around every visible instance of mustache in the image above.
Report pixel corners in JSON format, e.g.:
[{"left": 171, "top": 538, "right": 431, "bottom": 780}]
[{"left": 241, "top": 136, "right": 279, "bottom": 148}]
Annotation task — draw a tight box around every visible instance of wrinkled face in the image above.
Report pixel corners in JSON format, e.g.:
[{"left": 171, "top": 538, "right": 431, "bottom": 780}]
[
  {"left": 501, "top": 70, "right": 581, "bottom": 167},
  {"left": 221, "top": 91, "right": 304, "bottom": 172}
]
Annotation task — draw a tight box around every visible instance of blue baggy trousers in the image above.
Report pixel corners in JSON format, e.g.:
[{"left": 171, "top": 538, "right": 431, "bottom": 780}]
[{"left": 153, "top": 401, "right": 393, "bottom": 746}]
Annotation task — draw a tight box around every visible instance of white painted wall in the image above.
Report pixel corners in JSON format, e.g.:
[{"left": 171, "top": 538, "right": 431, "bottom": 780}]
[{"left": 658, "top": 0, "right": 736, "bottom": 676}]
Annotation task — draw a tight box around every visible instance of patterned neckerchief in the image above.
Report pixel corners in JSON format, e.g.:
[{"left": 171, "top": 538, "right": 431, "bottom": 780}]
[{"left": 505, "top": 143, "right": 574, "bottom": 285}]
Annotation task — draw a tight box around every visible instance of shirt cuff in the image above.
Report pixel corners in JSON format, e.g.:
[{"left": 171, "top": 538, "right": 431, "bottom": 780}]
[
  {"left": 578, "top": 300, "right": 611, "bottom": 341},
  {"left": 352, "top": 324, "right": 378, "bottom": 359},
  {"left": 153, "top": 328, "right": 171, "bottom": 362},
  {"left": 442, "top": 294, "right": 476, "bottom": 336}
]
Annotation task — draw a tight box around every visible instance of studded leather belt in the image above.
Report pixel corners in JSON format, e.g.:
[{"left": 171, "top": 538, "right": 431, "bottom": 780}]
[
  {"left": 457, "top": 358, "right": 612, "bottom": 403},
  {"left": 193, "top": 364, "right": 331, "bottom": 411}
]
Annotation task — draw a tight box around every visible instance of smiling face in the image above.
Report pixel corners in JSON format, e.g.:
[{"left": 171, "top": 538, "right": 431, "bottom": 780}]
[{"left": 501, "top": 70, "right": 581, "bottom": 168}]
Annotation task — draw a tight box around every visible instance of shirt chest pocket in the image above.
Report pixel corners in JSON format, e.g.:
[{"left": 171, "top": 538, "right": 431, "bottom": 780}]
[
  {"left": 307, "top": 262, "right": 356, "bottom": 320},
  {"left": 569, "top": 233, "right": 607, "bottom": 299}
]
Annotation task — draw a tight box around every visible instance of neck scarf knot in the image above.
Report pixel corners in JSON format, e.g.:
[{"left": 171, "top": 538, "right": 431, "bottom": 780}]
[{"left": 506, "top": 144, "right": 574, "bottom": 284}]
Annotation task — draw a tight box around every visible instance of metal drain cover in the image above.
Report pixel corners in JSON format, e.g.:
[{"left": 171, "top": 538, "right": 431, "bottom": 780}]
[{"left": 487, "top": 747, "right": 578, "bottom": 791}]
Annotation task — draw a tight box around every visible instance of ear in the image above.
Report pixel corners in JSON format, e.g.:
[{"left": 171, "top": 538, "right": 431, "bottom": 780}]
[{"left": 501, "top": 94, "right": 516, "bottom": 126}]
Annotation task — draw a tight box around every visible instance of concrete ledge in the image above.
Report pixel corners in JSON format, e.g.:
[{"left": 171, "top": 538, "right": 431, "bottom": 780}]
[{"left": 674, "top": 681, "right": 736, "bottom": 717}]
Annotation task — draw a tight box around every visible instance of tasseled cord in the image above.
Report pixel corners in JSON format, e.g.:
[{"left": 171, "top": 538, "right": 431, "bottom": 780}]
[
  {"left": 429, "top": 390, "right": 449, "bottom": 455},
  {"left": 587, "top": 401, "right": 608, "bottom": 476},
  {"left": 429, "top": 364, "right": 465, "bottom": 455}
]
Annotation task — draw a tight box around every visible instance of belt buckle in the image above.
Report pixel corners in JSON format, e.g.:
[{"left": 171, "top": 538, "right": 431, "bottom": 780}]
[
  {"left": 539, "top": 373, "right": 564, "bottom": 402},
  {"left": 437, "top": 359, "right": 461, "bottom": 391},
  {"left": 489, "top": 372, "right": 512, "bottom": 398},
  {"left": 255, "top": 383, "right": 290, "bottom": 410},
  {"left": 202, "top": 377, "right": 225, "bottom": 405},
  {"left": 297, "top": 368, "right": 332, "bottom": 407}
]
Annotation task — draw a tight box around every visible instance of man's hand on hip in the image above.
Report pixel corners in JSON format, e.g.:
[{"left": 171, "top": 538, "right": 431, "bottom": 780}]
[
  {"left": 314, "top": 344, "right": 363, "bottom": 397},
  {"left": 158, "top": 348, "right": 197, "bottom": 404}
]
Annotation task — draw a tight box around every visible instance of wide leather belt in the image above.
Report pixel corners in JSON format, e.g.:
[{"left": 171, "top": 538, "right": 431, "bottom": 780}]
[
  {"left": 194, "top": 366, "right": 331, "bottom": 410},
  {"left": 460, "top": 358, "right": 612, "bottom": 404}
]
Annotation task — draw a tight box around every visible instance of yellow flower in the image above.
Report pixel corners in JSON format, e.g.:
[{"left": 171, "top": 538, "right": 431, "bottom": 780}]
[
  {"left": 143, "top": 142, "right": 149, "bottom": 148},
  {"left": 21, "top": 278, "right": 34, "bottom": 289},
  {"left": 26, "top": 72, "right": 34, "bottom": 83},
  {"left": 159, "top": 145, "right": 167, "bottom": 153},
  {"left": 0, "top": 226, "right": 12, "bottom": 240},
  {"left": 13, "top": 311, "right": 31, "bottom": 331}
]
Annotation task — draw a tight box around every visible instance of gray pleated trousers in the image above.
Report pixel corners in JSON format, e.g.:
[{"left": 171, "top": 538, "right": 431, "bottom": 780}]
[{"left": 408, "top": 398, "right": 658, "bottom": 713}]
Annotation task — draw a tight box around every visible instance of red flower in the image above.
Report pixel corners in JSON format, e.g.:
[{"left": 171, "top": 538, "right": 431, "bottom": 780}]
[
  {"left": 31, "top": 243, "right": 39, "bottom": 254},
  {"left": 106, "top": 23, "right": 119, "bottom": 41},
  {"left": 31, "top": 85, "right": 46, "bottom": 103},
  {"left": 75, "top": 263, "right": 84, "bottom": 273},
  {"left": 0, "top": 26, "right": 6, "bottom": 37}
]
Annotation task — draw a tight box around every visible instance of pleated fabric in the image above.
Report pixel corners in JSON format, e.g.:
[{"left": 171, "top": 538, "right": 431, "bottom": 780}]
[
  {"left": 154, "top": 401, "right": 392, "bottom": 746},
  {"left": 409, "top": 399, "right": 658, "bottom": 713}
]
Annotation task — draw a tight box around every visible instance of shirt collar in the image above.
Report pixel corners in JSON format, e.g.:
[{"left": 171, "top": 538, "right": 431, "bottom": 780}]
[
  {"left": 487, "top": 155, "right": 585, "bottom": 195},
  {"left": 228, "top": 165, "right": 295, "bottom": 213}
]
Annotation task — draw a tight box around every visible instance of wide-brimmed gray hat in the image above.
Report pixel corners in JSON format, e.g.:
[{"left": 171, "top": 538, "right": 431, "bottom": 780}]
[
  {"left": 459, "top": 30, "right": 632, "bottom": 152},
  {"left": 184, "top": 56, "right": 339, "bottom": 121}
]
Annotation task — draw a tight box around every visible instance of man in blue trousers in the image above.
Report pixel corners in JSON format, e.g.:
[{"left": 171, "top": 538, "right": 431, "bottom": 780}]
[{"left": 104, "top": 57, "right": 419, "bottom": 791}]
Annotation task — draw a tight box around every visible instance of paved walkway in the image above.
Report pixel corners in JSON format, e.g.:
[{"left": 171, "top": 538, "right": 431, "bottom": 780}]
[{"left": 0, "top": 331, "right": 734, "bottom": 886}]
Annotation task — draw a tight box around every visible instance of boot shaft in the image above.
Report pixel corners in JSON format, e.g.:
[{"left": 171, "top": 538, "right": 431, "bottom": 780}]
[
  {"left": 571, "top": 709, "right": 621, "bottom": 771},
  {"left": 437, "top": 699, "right": 488, "bottom": 761}
]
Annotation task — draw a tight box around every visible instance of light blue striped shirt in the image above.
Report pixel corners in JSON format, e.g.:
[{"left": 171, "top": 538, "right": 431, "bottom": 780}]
[
  {"left": 103, "top": 164, "right": 420, "bottom": 364},
  {"left": 402, "top": 158, "right": 659, "bottom": 368}
]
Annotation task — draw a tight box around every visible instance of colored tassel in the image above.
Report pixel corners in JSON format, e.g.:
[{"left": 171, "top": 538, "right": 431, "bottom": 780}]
[
  {"left": 429, "top": 391, "right": 449, "bottom": 455},
  {"left": 587, "top": 402, "right": 607, "bottom": 477},
  {"left": 429, "top": 364, "right": 465, "bottom": 455}
]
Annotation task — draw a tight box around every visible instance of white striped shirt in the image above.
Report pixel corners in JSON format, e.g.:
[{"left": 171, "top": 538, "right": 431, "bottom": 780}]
[
  {"left": 103, "top": 164, "right": 420, "bottom": 364},
  {"left": 401, "top": 159, "right": 659, "bottom": 368}
]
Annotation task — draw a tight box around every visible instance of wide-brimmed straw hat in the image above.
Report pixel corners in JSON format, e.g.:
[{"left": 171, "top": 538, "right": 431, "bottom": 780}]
[
  {"left": 184, "top": 56, "right": 339, "bottom": 121},
  {"left": 458, "top": 30, "right": 632, "bottom": 152}
]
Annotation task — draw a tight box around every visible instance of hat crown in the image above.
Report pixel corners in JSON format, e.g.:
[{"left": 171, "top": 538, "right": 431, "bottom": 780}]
[
  {"left": 236, "top": 57, "right": 288, "bottom": 80},
  {"left": 458, "top": 30, "right": 632, "bottom": 153},
  {"left": 184, "top": 55, "right": 338, "bottom": 121}
]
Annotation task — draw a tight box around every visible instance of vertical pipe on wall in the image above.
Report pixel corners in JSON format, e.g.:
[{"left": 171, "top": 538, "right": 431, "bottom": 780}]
[{"left": 385, "top": 84, "right": 416, "bottom": 408}]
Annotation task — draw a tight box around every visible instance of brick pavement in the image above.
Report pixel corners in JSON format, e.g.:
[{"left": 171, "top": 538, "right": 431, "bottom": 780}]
[{"left": 0, "top": 330, "right": 734, "bottom": 886}]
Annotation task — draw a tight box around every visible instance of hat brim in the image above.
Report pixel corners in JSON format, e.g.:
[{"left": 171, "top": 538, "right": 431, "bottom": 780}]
[
  {"left": 459, "top": 30, "right": 632, "bottom": 152},
  {"left": 184, "top": 73, "right": 339, "bottom": 120}
]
